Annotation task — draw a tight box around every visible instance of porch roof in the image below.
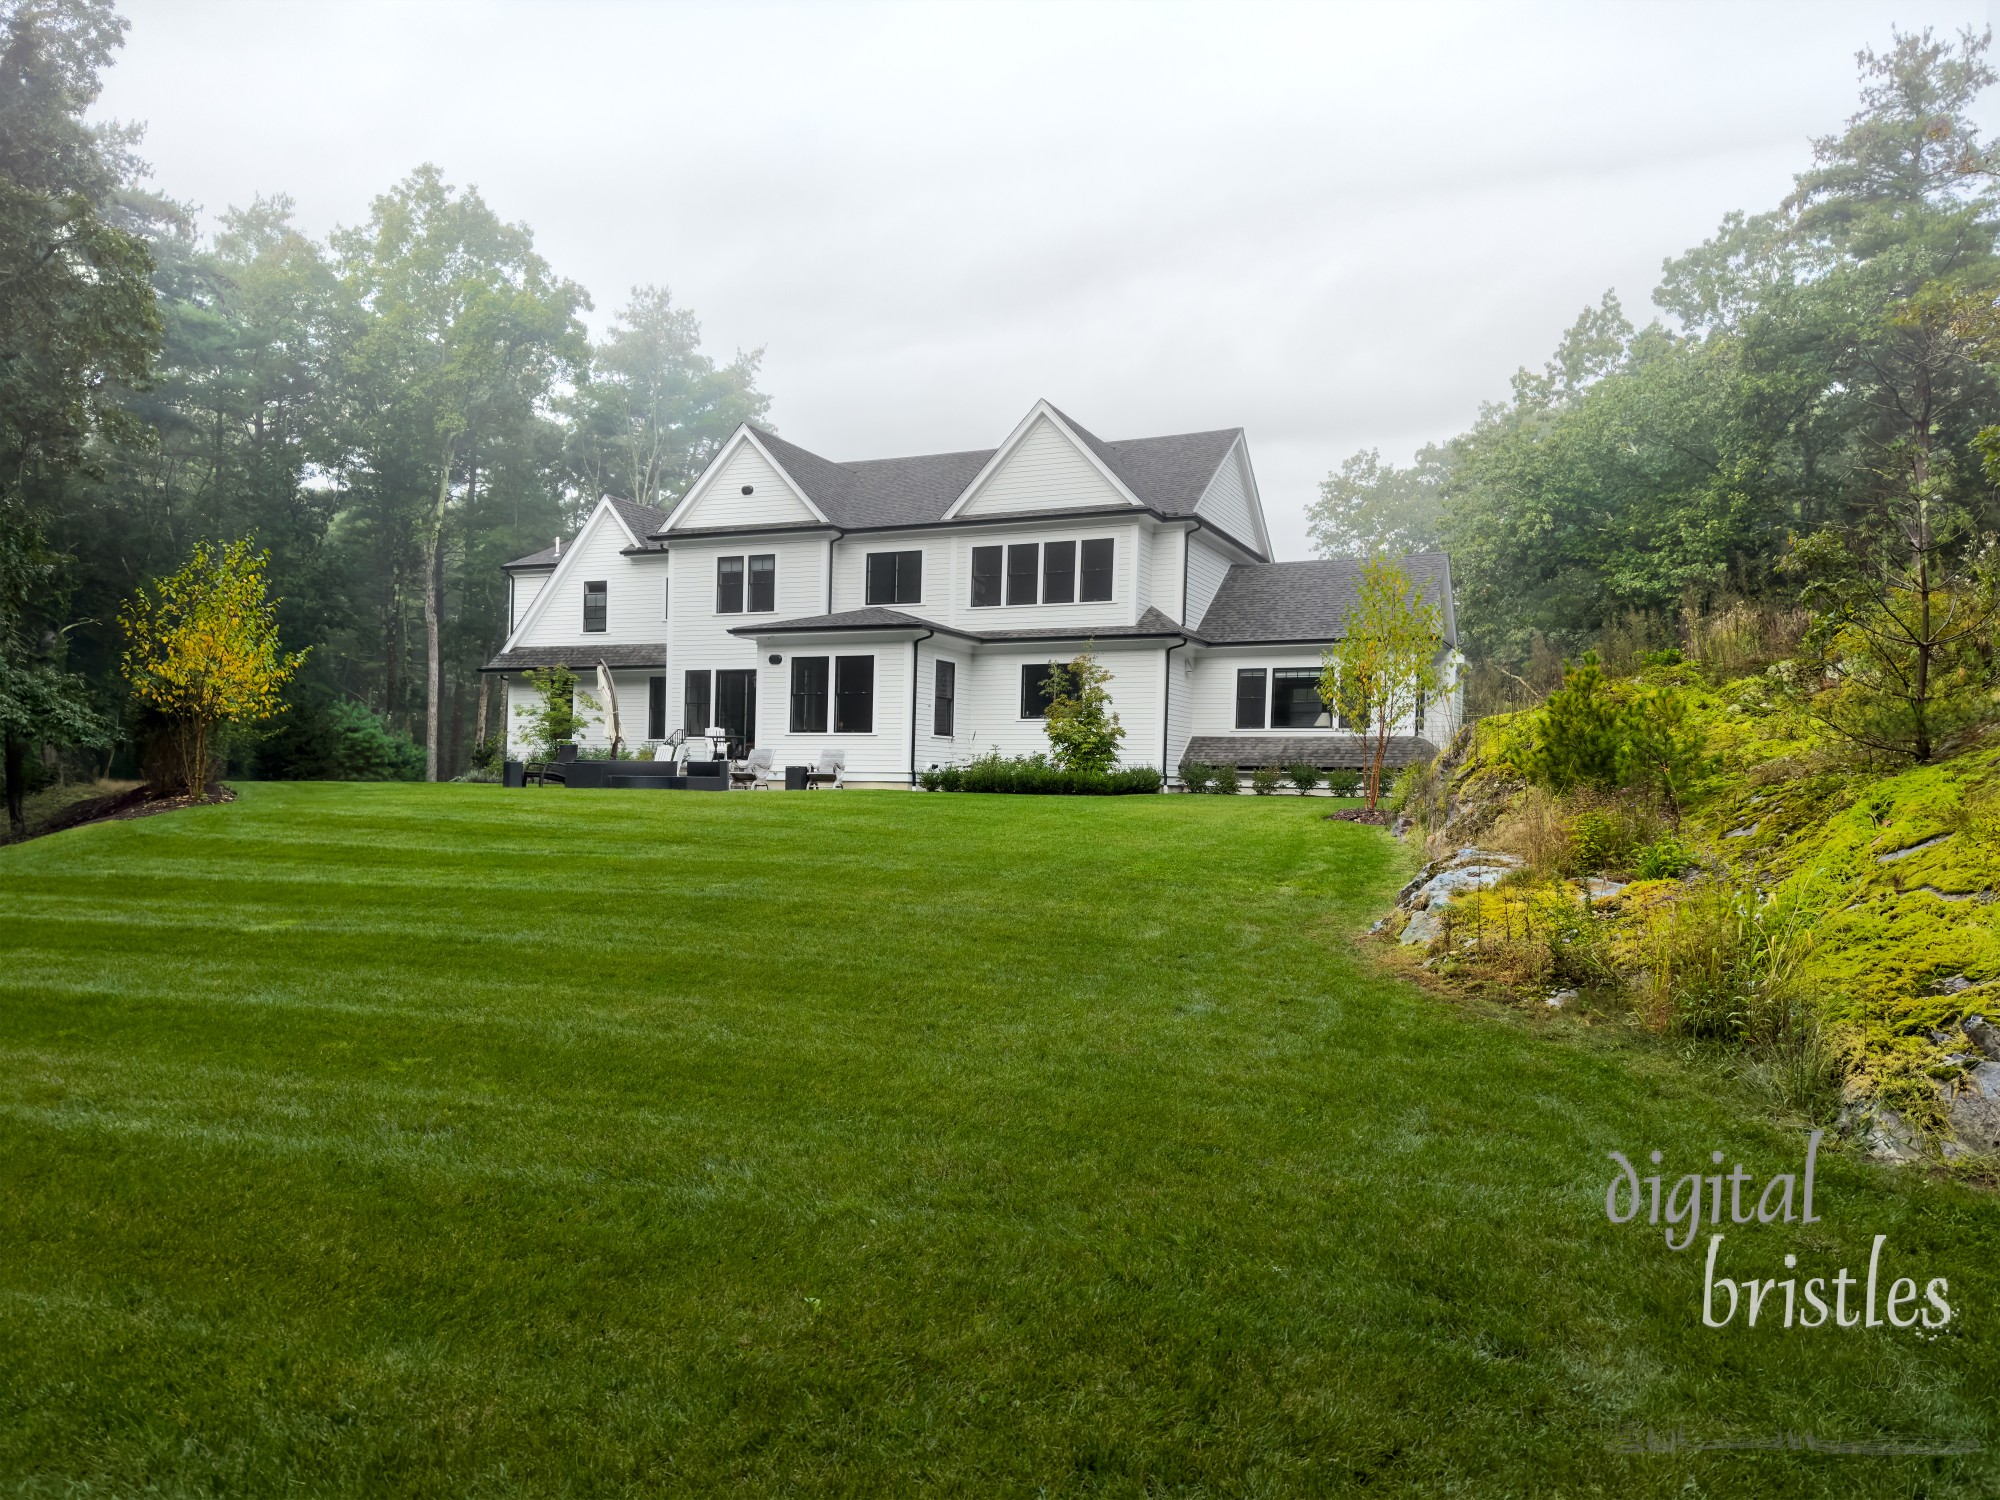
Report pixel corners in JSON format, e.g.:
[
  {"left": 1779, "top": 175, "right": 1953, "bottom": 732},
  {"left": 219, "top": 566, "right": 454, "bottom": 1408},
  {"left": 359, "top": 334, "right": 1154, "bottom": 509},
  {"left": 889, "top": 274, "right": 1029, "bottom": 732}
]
[
  {"left": 480, "top": 644, "right": 668, "bottom": 674},
  {"left": 1181, "top": 734, "right": 1438, "bottom": 771}
]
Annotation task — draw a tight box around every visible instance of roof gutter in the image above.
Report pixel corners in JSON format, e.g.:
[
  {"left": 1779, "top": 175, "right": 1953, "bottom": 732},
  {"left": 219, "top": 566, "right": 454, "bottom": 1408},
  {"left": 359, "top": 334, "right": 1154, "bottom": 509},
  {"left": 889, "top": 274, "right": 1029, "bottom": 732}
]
[{"left": 909, "top": 629, "right": 934, "bottom": 788}]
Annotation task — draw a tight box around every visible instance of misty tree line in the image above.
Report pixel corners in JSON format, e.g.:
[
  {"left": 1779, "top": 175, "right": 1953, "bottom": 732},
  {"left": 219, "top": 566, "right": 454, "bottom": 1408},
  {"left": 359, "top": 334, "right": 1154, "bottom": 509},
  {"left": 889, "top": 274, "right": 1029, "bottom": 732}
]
[
  {"left": 3, "top": 0, "right": 767, "bottom": 794},
  {"left": 1309, "top": 29, "right": 2000, "bottom": 713}
]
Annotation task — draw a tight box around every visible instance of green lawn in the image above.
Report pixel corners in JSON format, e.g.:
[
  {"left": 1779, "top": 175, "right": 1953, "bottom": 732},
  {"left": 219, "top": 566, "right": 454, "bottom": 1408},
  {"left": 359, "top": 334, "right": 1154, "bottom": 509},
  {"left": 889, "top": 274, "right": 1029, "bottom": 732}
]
[{"left": 2, "top": 783, "right": 1995, "bottom": 1497}]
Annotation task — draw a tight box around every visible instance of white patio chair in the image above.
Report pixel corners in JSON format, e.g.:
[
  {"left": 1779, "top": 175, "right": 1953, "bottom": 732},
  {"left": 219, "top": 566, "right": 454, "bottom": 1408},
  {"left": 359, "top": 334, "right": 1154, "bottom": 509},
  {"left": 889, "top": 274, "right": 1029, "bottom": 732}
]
[
  {"left": 731, "top": 747, "right": 774, "bottom": 789},
  {"left": 806, "top": 749, "right": 845, "bottom": 789}
]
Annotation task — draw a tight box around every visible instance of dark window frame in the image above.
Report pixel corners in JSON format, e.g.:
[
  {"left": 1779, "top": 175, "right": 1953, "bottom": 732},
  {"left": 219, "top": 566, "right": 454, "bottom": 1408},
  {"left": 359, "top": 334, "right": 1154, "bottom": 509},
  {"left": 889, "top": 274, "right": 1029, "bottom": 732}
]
[
  {"left": 970, "top": 545, "right": 1002, "bottom": 608},
  {"left": 582, "top": 580, "right": 608, "bottom": 633},
  {"left": 833, "top": 655, "right": 875, "bottom": 734},
  {"left": 933, "top": 659, "right": 955, "bottom": 738},
  {"left": 1271, "top": 668, "right": 1332, "bottom": 730},
  {"left": 790, "top": 656, "right": 829, "bottom": 733},
  {"left": 1235, "top": 668, "right": 1268, "bottom": 730},
  {"left": 866, "top": 549, "right": 924, "bottom": 606},
  {"left": 747, "top": 553, "right": 776, "bottom": 612},
  {"left": 647, "top": 675, "right": 666, "bottom": 740},
  {"left": 716, "top": 555, "right": 745, "bottom": 613},
  {"left": 1006, "top": 543, "right": 1040, "bottom": 606},
  {"left": 1020, "top": 663, "right": 1055, "bottom": 719},
  {"left": 1080, "top": 537, "right": 1114, "bottom": 602},
  {"left": 1041, "top": 539, "right": 1076, "bottom": 604},
  {"left": 683, "top": 669, "right": 713, "bottom": 735}
]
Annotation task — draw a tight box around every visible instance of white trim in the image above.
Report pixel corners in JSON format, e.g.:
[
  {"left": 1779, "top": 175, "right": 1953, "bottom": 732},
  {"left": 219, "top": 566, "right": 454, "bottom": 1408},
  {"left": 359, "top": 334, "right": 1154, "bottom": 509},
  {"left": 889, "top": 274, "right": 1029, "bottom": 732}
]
[
  {"left": 1196, "top": 432, "right": 1272, "bottom": 560},
  {"left": 941, "top": 400, "right": 1147, "bottom": 520},
  {"left": 660, "top": 426, "right": 832, "bottom": 532},
  {"left": 501, "top": 498, "right": 631, "bottom": 651}
]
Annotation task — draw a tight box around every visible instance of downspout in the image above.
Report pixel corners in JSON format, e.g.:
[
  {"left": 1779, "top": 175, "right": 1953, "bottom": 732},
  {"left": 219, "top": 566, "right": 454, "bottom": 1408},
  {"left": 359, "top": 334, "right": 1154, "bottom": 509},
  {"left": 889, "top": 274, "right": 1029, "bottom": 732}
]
[
  {"left": 1161, "top": 636, "right": 1188, "bottom": 787},
  {"left": 1181, "top": 518, "right": 1203, "bottom": 625},
  {"left": 910, "top": 629, "right": 934, "bottom": 788},
  {"left": 826, "top": 529, "right": 844, "bottom": 615}
]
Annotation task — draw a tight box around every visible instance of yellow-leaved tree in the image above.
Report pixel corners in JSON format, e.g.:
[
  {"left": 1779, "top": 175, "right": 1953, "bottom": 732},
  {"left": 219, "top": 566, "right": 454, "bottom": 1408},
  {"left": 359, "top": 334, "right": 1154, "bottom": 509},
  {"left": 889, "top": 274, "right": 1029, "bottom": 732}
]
[
  {"left": 1317, "top": 558, "right": 1445, "bottom": 809},
  {"left": 121, "top": 541, "right": 307, "bottom": 799}
]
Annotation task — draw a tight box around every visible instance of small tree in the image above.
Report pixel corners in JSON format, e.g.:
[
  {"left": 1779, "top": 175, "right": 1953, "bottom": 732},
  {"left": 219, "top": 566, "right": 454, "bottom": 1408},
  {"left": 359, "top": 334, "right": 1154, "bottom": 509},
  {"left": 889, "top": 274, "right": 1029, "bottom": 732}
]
[
  {"left": 0, "top": 657, "right": 109, "bottom": 837},
  {"left": 1042, "top": 651, "right": 1125, "bottom": 773},
  {"left": 514, "top": 666, "right": 589, "bottom": 761},
  {"left": 1514, "top": 653, "right": 1625, "bottom": 792},
  {"left": 121, "top": 541, "right": 306, "bottom": 799},
  {"left": 1317, "top": 559, "right": 1444, "bottom": 808}
]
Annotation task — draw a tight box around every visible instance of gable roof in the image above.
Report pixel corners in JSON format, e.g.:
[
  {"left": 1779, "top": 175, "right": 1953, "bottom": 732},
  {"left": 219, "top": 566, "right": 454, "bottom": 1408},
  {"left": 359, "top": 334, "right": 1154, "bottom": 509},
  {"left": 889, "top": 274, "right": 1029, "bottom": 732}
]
[
  {"left": 505, "top": 496, "right": 668, "bottom": 569},
  {"left": 1196, "top": 553, "right": 1456, "bottom": 644},
  {"left": 652, "top": 407, "right": 1254, "bottom": 546}
]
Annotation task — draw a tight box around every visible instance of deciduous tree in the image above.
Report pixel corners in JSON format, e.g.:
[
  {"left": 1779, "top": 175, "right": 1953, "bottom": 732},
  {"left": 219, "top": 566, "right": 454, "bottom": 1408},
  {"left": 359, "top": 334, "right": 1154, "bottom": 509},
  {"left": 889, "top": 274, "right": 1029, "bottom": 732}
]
[{"left": 1317, "top": 559, "right": 1444, "bottom": 808}]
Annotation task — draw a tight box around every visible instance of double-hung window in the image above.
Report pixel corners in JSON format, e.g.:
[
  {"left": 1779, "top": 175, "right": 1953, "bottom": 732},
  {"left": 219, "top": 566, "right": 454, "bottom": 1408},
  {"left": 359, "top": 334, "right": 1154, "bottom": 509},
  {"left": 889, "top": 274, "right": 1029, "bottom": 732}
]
[
  {"left": 716, "top": 554, "right": 775, "bottom": 613},
  {"left": 1080, "top": 538, "right": 1114, "bottom": 601},
  {"left": 834, "top": 656, "right": 874, "bottom": 733},
  {"left": 1042, "top": 541, "right": 1076, "bottom": 604},
  {"left": 1006, "top": 543, "right": 1039, "bottom": 606},
  {"left": 970, "top": 546, "right": 1002, "bottom": 608},
  {"left": 933, "top": 660, "right": 955, "bottom": 737},
  {"left": 1235, "top": 668, "right": 1268, "bottom": 729},
  {"left": 683, "top": 670, "right": 712, "bottom": 735},
  {"left": 1271, "top": 668, "right": 1332, "bottom": 729},
  {"left": 1020, "top": 663, "right": 1055, "bottom": 719},
  {"left": 865, "top": 550, "right": 922, "bottom": 605},
  {"left": 583, "top": 580, "right": 607, "bottom": 633},
  {"left": 647, "top": 676, "right": 667, "bottom": 740},
  {"left": 790, "top": 656, "right": 829, "bottom": 733}
]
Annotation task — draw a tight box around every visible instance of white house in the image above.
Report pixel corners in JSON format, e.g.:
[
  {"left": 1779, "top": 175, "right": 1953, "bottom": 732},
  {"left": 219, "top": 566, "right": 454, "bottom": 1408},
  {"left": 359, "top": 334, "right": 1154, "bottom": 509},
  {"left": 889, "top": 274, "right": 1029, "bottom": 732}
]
[{"left": 485, "top": 400, "right": 1460, "bottom": 787}]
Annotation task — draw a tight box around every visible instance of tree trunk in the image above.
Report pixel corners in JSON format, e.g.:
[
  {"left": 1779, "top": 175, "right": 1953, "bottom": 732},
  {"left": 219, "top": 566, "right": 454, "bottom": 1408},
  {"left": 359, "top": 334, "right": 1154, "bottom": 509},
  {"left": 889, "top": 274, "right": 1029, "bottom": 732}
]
[
  {"left": 385, "top": 575, "right": 402, "bottom": 726},
  {"left": 4, "top": 731, "right": 24, "bottom": 839},
  {"left": 423, "top": 436, "right": 457, "bottom": 782},
  {"left": 475, "top": 671, "right": 490, "bottom": 759}
]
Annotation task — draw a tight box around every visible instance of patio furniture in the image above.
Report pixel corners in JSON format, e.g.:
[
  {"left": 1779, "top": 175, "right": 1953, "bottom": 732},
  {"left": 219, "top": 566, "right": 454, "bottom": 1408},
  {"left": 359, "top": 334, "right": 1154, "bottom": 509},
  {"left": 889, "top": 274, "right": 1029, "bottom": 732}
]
[
  {"left": 805, "top": 750, "right": 845, "bottom": 789},
  {"left": 731, "top": 747, "right": 774, "bottom": 789},
  {"left": 527, "top": 742, "right": 578, "bottom": 786}
]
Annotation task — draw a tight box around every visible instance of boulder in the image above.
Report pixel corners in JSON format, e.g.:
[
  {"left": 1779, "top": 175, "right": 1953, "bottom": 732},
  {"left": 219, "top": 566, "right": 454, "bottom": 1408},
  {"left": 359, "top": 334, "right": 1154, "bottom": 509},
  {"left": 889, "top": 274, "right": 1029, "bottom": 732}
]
[
  {"left": 1836, "top": 1101, "right": 1925, "bottom": 1164},
  {"left": 1963, "top": 1014, "right": 2000, "bottom": 1061},
  {"left": 1945, "top": 1061, "right": 2000, "bottom": 1153}
]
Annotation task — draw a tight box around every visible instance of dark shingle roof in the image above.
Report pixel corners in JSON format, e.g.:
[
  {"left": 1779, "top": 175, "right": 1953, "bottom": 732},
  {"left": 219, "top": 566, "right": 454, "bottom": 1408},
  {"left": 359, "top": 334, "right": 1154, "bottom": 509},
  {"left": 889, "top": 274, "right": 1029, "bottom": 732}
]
[
  {"left": 480, "top": 644, "right": 667, "bottom": 673},
  {"left": 1196, "top": 553, "right": 1454, "bottom": 643},
  {"left": 661, "top": 413, "right": 1246, "bottom": 539},
  {"left": 729, "top": 604, "right": 1191, "bottom": 644},
  {"left": 974, "top": 606, "right": 1191, "bottom": 641},
  {"left": 505, "top": 497, "right": 670, "bottom": 568},
  {"left": 1181, "top": 735, "right": 1438, "bottom": 771}
]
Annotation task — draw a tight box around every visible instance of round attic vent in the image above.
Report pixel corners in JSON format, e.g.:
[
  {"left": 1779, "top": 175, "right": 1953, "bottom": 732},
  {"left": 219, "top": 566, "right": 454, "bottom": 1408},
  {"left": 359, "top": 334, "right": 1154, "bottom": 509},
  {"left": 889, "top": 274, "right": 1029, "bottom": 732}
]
[
  {"left": 768, "top": 654, "right": 782, "bottom": 666},
  {"left": 741, "top": 484, "right": 755, "bottom": 495}
]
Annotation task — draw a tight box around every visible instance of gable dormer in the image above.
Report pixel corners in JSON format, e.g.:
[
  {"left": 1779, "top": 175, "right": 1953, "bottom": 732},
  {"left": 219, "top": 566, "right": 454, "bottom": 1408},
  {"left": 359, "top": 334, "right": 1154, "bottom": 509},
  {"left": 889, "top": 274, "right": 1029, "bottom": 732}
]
[
  {"left": 945, "top": 402, "right": 1144, "bottom": 519},
  {"left": 664, "top": 427, "right": 828, "bottom": 531}
]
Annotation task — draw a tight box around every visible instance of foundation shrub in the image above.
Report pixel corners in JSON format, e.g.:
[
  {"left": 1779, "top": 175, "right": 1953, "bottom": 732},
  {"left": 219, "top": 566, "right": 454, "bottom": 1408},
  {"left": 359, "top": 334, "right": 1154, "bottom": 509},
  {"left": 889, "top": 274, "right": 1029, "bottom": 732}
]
[
  {"left": 928, "top": 752, "right": 1161, "bottom": 795},
  {"left": 1284, "top": 763, "right": 1321, "bottom": 794},
  {"left": 1250, "top": 765, "right": 1283, "bottom": 796},
  {"left": 1323, "top": 769, "right": 1362, "bottom": 797}
]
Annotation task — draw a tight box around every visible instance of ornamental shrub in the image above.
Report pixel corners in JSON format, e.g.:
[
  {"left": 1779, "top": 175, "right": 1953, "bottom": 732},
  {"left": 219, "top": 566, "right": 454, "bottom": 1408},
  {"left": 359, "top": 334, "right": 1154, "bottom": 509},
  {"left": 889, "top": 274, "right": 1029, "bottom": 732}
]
[
  {"left": 1207, "top": 766, "right": 1241, "bottom": 794},
  {"left": 1041, "top": 651, "right": 1125, "bottom": 773},
  {"left": 931, "top": 751, "right": 1159, "bottom": 795},
  {"left": 1324, "top": 769, "right": 1362, "bottom": 797},
  {"left": 1180, "top": 762, "right": 1216, "bottom": 793},
  {"left": 1251, "top": 765, "right": 1283, "bottom": 795},
  {"left": 1285, "top": 763, "right": 1321, "bottom": 793}
]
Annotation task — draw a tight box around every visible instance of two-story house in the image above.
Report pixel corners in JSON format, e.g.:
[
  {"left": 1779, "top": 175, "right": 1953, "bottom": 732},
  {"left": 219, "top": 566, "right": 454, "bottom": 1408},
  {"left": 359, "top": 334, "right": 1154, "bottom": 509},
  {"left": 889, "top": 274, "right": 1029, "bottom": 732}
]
[{"left": 485, "top": 400, "right": 1459, "bottom": 787}]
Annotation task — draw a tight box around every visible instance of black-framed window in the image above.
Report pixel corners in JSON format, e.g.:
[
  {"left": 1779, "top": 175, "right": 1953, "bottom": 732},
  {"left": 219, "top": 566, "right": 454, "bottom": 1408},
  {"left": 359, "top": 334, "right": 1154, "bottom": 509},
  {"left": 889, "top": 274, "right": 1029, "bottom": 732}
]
[
  {"left": 683, "top": 670, "right": 712, "bottom": 734},
  {"left": 866, "top": 550, "right": 923, "bottom": 605},
  {"left": 748, "top": 553, "right": 775, "bottom": 612},
  {"left": 716, "top": 556, "right": 745, "bottom": 613},
  {"left": 583, "top": 580, "right": 607, "bottom": 633},
  {"left": 790, "top": 656, "right": 829, "bottom": 733},
  {"left": 1042, "top": 540, "right": 1076, "bottom": 604},
  {"left": 1021, "top": 663, "right": 1055, "bottom": 719},
  {"left": 933, "top": 659, "right": 955, "bottom": 737},
  {"left": 1235, "top": 668, "right": 1268, "bottom": 729},
  {"left": 970, "top": 545, "right": 1002, "bottom": 608},
  {"left": 648, "top": 675, "right": 666, "bottom": 740},
  {"left": 834, "top": 655, "right": 874, "bottom": 733},
  {"left": 1080, "top": 538, "right": 1114, "bottom": 602},
  {"left": 1007, "top": 543, "right": 1040, "bottom": 605},
  {"left": 1272, "top": 668, "right": 1331, "bottom": 729}
]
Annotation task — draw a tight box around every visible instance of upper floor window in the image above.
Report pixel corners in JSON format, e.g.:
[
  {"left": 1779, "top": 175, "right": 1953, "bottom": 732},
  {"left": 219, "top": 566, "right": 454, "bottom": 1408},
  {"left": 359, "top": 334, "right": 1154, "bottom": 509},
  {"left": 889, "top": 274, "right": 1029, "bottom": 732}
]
[
  {"left": 970, "top": 546, "right": 1002, "bottom": 608},
  {"left": 583, "top": 580, "right": 607, "bottom": 633},
  {"left": 1006, "top": 543, "right": 1039, "bottom": 606},
  {"left": 1080, "top": 537, "right": 1114, "bottom": 601},
  {"left": 866, "top": 550, "right": 922, "bottom": 606},
  {"left": 716, "top": 554, "right": 776, "bottom": 613},
  {"left": 1042, "top": 540, "right": 1076, "bottom": 604}
]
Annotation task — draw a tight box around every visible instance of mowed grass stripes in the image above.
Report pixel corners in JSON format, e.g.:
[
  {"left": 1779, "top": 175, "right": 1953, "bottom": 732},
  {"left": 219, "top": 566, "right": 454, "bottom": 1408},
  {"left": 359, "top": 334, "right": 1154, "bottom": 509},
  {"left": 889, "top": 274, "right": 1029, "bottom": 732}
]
[{"left": 1, "top": 782, "right": 1995, "bottom": 1497}]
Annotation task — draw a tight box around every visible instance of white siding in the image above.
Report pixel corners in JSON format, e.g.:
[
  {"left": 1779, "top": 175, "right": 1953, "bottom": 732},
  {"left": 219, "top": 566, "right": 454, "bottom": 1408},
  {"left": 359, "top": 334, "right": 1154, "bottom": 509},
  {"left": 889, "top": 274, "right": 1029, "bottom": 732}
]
[
  {"left": 666, "top": 534, "right": 828, "bottom": 712},
  {"left": 508, "top": 570, "right": 549, "bottom": 632},
  {"left": 1131, "top": 525, "right": 1153, "bottom": 616},
  {"left": 831, "top": 533, "right": 951, "bottom": 615},
  {"left": 934, "top": 518, "right": 1144, "bottom": 635},
  {"left": 513, "top": 508, "right": 666, "bottom": 648},
  {"left": 1188, "top": 646, "right": 1430, "bottom": 746},
  {"left": 956, "top": 414, "right": 1131, "bottom": 516},
  {"left": 755, "top": 637, "right": 911, "bottom": 785},
  {"left": 1164, "top": 641, "right": 1195, "bottom": 782},
  {"left": 951, "top": 641, "right": 1164, "bottom": 770},
  {"left": 675, "top": 441, "right": 820, "bottom": 528},
  {"left": 1185, "top": 533, "right": 1233, "bottom": 632},
  {"left": 914, "top": 642, "right": 974, "bottom": 768},
  {"left": 1149, "top": 528, "right": 1186, "bottom": 624},
  {"left": 1194, "top": 440, "right": 1259, "bottom": 550}
]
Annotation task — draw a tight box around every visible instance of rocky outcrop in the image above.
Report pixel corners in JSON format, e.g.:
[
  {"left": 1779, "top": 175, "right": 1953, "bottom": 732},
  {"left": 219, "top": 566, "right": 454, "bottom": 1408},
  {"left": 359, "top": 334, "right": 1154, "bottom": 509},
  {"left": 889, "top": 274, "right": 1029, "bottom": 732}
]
[{"left": 1387, "top": 847, "right": 1523, "bottom": 947}]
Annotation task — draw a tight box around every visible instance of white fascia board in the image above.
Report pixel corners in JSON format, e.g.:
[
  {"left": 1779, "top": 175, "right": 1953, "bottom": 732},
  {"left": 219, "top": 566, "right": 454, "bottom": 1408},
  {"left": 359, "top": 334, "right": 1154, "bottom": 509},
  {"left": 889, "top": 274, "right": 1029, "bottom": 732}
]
[
  {"left": 501, "top": 497, "right": 618, "bottom": 651},
  {"left": 941, "top": 398, "right": 1146, "bottom": 520},
  {"left": 660, "top": 426, "right": 831, "bottom": 531}
]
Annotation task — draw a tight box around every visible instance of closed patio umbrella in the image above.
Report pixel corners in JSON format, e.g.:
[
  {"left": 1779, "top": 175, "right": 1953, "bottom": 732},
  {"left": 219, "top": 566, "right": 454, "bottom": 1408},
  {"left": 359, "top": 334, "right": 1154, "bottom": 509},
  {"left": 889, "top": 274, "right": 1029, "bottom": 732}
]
[{"left": 595, "top": 659, "right": 621, "bottom": 757}]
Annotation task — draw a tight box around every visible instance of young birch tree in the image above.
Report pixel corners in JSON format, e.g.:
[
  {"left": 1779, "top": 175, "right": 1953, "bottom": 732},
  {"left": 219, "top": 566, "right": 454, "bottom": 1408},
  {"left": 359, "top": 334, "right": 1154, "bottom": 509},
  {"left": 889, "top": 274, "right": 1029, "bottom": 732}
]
[{"left": 1317, "top": 559, "right": 1445, "bottom": 809}]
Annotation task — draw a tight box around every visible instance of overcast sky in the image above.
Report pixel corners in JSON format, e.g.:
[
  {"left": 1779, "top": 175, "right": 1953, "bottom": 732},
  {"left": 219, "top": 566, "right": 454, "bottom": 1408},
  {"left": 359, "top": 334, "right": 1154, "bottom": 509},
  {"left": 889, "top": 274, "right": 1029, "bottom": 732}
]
[{"left": 99, "top": 0, "right": 1997, "bottom": 556}]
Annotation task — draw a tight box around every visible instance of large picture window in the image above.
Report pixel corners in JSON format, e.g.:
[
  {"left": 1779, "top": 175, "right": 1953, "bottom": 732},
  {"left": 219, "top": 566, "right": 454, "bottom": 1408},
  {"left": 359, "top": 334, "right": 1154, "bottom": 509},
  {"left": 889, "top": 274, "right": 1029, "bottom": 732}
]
[
  {"left": 683, "top": 670, "right": 712, "bottom": 735},
  {"left": 1020, "top": 663, "right": 1055, "bottom": 719},
  {"left": 970, "top": 545, "right": 1002, "bottom": 608},
  {"left": 1041, "top": 540, "right": 1076, "bottom": 604},
  {"left": 583, "top": 580, "right": 607, "bottom": 633},
  {"left": 834, "top": 655, "right": 874, "bottom": 733},
  {"left": 1080, "top": 538, "right": 1114, "bottom": 602},
  {"left": 1235, "top": 668, "right": 1267, "bottom": 730},
  {"left": 866, "top": 550, "right": 923, "bottom": 605},
  {"left": 790, "top": 656, "right": 829, "bottom": 733},
  {"left": 1006, "top": 543, "right": 1040, "bottom": 605},
  {"left": 748, "top": 553, "right": 775, "bottom": 612},
  {"left": 716, "top": 556, "right": 744, "bottom": 613},
  {"left": 933, "top": 659, "right": 955, "bottom": 737},
  {"left": 1271, "top": 668, "right": 1331, "bottom": 729}
]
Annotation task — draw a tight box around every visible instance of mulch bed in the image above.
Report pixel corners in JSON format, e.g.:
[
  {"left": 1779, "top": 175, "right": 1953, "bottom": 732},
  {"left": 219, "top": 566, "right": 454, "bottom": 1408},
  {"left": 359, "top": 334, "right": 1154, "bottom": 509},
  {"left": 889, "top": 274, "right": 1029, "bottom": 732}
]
[
  {"left": 10, "top": 783, "right": 234, "bottom": 845},
  {"left": 1323, "top": 808, "right": 1393, "bottom": 825}
]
